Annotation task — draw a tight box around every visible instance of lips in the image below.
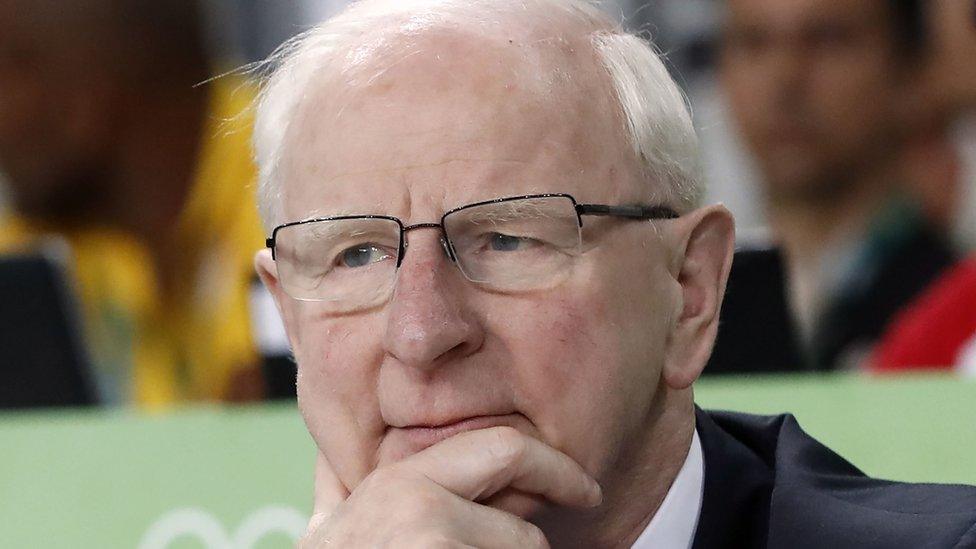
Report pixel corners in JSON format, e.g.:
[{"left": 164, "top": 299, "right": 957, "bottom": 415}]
[{"left": 387, "top": 413, "right": 525, "bottom": 456}]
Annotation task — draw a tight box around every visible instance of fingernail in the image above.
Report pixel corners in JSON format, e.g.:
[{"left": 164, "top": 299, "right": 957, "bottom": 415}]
[{"left": 588, "top": 480, "right": 603, "bottom": 507}]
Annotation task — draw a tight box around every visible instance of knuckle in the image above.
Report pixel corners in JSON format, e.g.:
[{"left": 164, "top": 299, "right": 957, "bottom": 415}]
[
  {"left": 362, "top": 467, "right": 419, "bottom": 498},
  {"left": 360, "top": 467, "right": 455, "bottom": 523},
  {"left": 399, "top": 487, "right": 443, "bottom": 519},
  {"left": 485, "top": 425, "right": 527, "bottom": 464}
]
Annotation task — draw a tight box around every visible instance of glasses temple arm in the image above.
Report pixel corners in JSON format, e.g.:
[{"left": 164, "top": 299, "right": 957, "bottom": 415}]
[{"left": 576, "top": 204, "right": 679, "bottom": 219}]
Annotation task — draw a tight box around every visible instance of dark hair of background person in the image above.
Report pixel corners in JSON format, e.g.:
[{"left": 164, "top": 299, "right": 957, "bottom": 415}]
[
  {"left": 888, "top": 0, "right": 927, "bottom": 62},
  {"left": 62, "top": 0, "right": 210, "bottom": 88},
  {"left": 712, "top": 0, "right": 928, "bottom": 61}
]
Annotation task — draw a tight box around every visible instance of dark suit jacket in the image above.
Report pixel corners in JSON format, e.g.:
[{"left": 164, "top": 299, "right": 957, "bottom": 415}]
[{"left": 692, "top": 408, "right": 976, "bottom": 548}]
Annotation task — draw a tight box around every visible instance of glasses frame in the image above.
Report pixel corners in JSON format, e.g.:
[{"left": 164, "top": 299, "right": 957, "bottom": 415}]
[{"left": 266, "top": 193, "right": 679, "bottom": 266}]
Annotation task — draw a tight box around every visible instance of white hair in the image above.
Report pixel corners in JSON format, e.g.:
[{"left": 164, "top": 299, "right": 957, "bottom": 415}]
[{"left": 251, "top": 0, "right": 703, "bottom": 231}]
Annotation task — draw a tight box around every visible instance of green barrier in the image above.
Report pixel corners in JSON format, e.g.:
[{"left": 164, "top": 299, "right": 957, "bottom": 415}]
[
  {"left": 696, "top": 373, "right": 976, "bottom": 485},
  {"left": 1, "top": 374, "right": 973, "bottom": 548}
]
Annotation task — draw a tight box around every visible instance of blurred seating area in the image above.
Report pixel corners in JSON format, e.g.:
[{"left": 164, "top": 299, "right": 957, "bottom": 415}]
[
  {"left": 0, "top": 0, "right": 284, "bottom": 409},
  {"left": 1, "top": 0, "right": 975, "bottom": 410}
]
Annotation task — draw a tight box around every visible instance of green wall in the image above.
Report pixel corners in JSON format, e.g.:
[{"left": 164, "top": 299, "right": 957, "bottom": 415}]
[{"left": 1, "top": 374, "right": 972, "bottom": 548}]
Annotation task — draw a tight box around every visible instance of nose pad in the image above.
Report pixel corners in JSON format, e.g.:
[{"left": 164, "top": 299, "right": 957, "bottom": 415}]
[
  {"left": 401, "top": 223, "right": 456, "bottom": 263},
  {"left": 440, "top": 237, "right": 456, "bottom": 262}
]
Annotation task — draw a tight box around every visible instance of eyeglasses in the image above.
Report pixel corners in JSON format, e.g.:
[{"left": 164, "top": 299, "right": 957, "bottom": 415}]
[{"left": 266, "top": 193, "right": 678, "bottom": 312}]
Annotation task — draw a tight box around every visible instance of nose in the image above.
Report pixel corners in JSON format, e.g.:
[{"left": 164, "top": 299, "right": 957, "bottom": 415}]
[{"left": 382, "top": 231, "right": 484, "bottom": 372}]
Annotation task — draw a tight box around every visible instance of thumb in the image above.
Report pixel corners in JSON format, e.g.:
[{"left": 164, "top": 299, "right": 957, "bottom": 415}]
[{"left": 312, "top": 451, "right": 349, "bottom": 518}]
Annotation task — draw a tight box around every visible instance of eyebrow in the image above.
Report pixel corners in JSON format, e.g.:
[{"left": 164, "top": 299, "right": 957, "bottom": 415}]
[
  {"left": 290, "top": 191, "right": 572, "bottom": 226},
  {"left": 461, "top": 198, "right": 565, "bottom": 224},
  {"left": 295, "top": 206, "right": 382, "bottom": 221}
]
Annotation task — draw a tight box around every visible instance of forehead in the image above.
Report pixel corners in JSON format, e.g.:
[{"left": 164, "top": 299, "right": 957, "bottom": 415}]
[{"left": 278, "top": 23, "right": 640, "bottom": 222}]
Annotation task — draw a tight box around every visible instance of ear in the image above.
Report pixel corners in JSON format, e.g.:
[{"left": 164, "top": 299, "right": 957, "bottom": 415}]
[
  {"left": 255, "top": 247, "right": 282, "bottom": 298},
  {"left": 663, "top": 205, "right": 736, "bottom": 389},
  {"left": 254, "top": 247, "right": 293, "bottom": 329}
]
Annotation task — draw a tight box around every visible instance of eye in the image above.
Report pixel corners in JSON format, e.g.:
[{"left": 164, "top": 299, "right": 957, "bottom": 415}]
[
  {"left": 488, "top": 233, "right": 534, "bottom": 252},
  {"left": 337, "top": 244, "right": 392, "bottom": 268}
]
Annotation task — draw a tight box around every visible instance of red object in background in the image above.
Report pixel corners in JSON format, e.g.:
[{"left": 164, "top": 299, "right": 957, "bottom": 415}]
[{"left": 872, "top": 257, "right": 976, "bottom": 371}]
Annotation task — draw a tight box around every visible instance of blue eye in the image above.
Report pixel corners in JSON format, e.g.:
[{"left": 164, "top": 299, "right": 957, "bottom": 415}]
[
  {"left": 339, "top": 244, "right": 391, "bottom": 268},
  {"left": 489, "top": 233, "right": 526, "bottom": 251}
]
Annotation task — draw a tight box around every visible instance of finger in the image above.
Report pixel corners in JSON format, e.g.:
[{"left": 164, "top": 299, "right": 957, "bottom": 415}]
[
  {"left": 448, "top": 494, "right": 551, "bottom": 549},
  {"left": 400, "top": 426, "right": 602, "bottom": 508},
  {"left": 312, "top": 451, "right": 349, "bottom": 517}
]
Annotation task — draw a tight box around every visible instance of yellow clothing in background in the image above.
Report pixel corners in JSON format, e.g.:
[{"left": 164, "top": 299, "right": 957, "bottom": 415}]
[{"left": 0, "top": 78, "right": 264, "bottom": 408}]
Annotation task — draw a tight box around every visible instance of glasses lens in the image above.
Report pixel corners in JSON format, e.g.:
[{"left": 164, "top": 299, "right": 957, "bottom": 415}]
[
  {"left": 444, "top": 195, "right": 581, "bottom": 291},
  {"left": 273, "top": 217, "right": 400, "bottom": 310}
]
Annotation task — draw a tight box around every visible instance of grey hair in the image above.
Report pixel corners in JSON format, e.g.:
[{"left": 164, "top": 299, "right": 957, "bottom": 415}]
[{"left": 251, "top": 0, "right": 703, "bottom": 231}]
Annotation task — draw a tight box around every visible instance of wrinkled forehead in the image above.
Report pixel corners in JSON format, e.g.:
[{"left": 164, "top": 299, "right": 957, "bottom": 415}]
[{"left": 277, "top": 18, "right": 641, "bottom": 220}]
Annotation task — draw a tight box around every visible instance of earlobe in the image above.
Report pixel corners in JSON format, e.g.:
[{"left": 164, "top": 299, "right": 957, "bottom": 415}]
[{"left": 663, "top": 206, "right": 736, "bottom": 389}]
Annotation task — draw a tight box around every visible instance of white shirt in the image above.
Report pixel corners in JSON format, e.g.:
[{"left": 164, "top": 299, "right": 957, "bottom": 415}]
[{"left": 631, "top": 430, "right": 705, "bottom": 549}]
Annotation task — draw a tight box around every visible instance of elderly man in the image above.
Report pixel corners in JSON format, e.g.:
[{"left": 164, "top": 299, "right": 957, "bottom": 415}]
[{"left": 253, "top": 1, "right": 976, "bottom": 547}]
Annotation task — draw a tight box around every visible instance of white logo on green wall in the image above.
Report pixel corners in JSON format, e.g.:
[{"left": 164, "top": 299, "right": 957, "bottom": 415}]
[{"left": 138, "top": 506, "right": 307, "bottom": 548}]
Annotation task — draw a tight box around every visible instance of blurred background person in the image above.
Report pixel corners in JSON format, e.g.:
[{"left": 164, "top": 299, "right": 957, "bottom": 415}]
[
  {"left": 0, "top": 0, "right": 267, "bottom": 407},
  {"left": 717, "top": 0, "right": 959, "bottom": 371},
  {"left": 899, "top": 0, "right": 976, "bottom": 251},
  {"left": 873, "top": 0, "right": 976, "bottom": 375},
  {"left": 924, "top": 0, "right": 976, "bottom": 252}
]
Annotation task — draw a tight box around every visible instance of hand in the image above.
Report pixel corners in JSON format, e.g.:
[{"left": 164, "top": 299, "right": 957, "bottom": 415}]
[{"left": 300, "top": 426, "right": 602, "bottom": 548}]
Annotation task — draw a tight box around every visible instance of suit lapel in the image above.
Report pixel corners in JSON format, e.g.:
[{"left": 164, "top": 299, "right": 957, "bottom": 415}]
[{"left": 692, "top": 408, "right": 775, "bottom": 549}]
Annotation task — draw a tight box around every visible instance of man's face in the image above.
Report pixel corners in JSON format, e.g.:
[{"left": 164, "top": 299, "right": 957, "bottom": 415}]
[
  {"left": 719, "top": 0, "right": 907, "bottom": 202},
  {"left": 929, "top": 0, "right": 976, "bottom": 109},
  {"left": 268, "top": 29, "right": 680, "bottom": 515}
]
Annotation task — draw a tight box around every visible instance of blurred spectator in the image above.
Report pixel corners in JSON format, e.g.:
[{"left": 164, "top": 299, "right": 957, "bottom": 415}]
[
  {"left": 928, "top": 0, "right": 976, "bottom": 251},
  {"left": 717, "top": 0, "right": 957, "bottom": 370},
  {"left": 900, "top": 0, "right": 976, "bottom": 252},
  {"left": 872, "top": 0, "right": 976, "bottom": 374},
  {"left": 0, "top": 0, "right": 266, "bottom": 407}
]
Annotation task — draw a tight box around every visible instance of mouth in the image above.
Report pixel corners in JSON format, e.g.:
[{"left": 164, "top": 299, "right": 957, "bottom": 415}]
[{"left": 387, "top": 413, "right": 526, "bottom": 456}]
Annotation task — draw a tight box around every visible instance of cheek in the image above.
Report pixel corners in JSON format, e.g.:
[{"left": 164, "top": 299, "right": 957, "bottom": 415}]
[
  {"left": 720, "top": 64, "right": 770, "bottom": 124},
  {"left": 503, "top": 296, "right": 604, "bottom": 453},
  {"left": 505, "top": 281, "right": 663, "bottom": 471},
  {"left": 511, "top": 298, "right": 594, "bottom": 396},
  {"left": 501, "top": 242, "right": 672, "bottom": 474},
  {"left": 289, "top": 306, "right": 386, "bottom": 485}
]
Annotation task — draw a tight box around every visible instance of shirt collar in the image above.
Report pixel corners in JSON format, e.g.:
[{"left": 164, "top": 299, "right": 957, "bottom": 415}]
[{"left": 631, "top": 429, "right": 704, "bottom": 549}]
